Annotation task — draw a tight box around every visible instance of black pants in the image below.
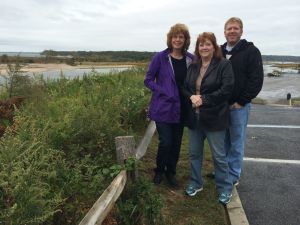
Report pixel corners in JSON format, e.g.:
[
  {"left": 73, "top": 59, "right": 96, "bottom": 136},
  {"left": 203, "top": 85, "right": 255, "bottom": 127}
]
[{"left": 155, "top": 122, "right": 184, "bottom": 175}]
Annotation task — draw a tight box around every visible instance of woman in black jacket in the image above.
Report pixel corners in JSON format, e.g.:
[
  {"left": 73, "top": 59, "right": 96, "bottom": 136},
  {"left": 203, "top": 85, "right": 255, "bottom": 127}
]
[{"left": 182, "top": 32, "right": 234, "bottom": 204}]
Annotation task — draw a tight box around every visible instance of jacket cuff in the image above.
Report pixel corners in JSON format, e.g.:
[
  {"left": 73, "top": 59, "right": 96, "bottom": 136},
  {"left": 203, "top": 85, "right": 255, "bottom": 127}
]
[
  {"left": 237, "top": 99, "right": 248, "bottom": 106},
  {"left": 202, "top": 95, "right": 209, "bottom": 105}
]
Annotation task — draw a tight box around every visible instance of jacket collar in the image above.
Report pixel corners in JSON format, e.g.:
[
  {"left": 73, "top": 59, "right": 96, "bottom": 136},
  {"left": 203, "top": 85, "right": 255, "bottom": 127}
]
[
  {"left": 222, "top": 39, "right": 253, "bottom": 55},
  {"left": 163, "top": 48, "right": 194, "bottom": 60},
  {"left": 198, "top": 57, "right": 219, "bottom": 70},
  {"left": 203, "top": 58, "right": 219, "bottom": 79},
  {"left": 192, "top": 58, "right": 220, "bottom": 80}
]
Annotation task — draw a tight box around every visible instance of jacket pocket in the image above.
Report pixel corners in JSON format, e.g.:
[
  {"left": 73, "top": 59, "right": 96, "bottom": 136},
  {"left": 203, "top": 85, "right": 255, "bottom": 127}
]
[{"left": 198, "top": 103, "right": 229, "bottom": 128}]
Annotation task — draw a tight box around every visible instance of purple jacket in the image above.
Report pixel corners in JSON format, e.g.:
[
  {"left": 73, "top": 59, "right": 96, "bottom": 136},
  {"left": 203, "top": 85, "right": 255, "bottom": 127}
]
[{"left": 144, "top": 48, "right": 193, "bottom": 123}]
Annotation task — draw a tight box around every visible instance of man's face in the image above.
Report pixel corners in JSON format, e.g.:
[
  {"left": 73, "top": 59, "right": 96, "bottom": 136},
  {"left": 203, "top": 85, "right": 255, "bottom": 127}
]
[{"left": 224, "top": 22, "right": 243, "bottom": 46}]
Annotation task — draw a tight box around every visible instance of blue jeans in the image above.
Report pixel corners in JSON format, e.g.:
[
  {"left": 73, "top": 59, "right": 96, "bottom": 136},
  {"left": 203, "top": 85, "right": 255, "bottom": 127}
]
[
  {"left": 188, "top": 117, "right": 232, "bottom": 194},
  {"left": 155, "top": 122, "right": 184, "bottom": 175},
  {"left": 225, "top": 103, "right": 251, "bottom": 183}
]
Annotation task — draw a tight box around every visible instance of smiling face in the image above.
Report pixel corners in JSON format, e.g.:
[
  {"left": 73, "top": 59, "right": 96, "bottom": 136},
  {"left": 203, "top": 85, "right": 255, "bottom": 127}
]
[
  {"left": 224, "top": 21, "right": 243, "bottom": 46},
  {"left": 198, "top": 39, "right": 215, "bottom": 60},
  {"left": 171, "top": 33, "right": 185, "bottom": 51}
]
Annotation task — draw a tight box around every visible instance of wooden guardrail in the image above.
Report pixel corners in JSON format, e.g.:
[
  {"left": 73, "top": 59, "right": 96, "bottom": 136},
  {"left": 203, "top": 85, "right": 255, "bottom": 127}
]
[{"left": 79, "top": 121, "right": 156, "bottom": 225}]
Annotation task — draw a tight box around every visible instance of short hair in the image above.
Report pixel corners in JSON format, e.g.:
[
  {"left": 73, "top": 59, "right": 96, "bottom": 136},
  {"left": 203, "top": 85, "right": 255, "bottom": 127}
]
[
  {"left": 167, "top": 23, "right": 190, "bottom": 53},
  {"left": 224, "top": 17, "right": 243, "bottom": 30},
  {"left": 194, "top": 32, "right": 222, "bottom": 60}
]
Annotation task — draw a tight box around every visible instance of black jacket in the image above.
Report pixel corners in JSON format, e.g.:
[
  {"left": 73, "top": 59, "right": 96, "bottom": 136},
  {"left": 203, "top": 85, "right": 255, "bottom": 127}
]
[
  {"left": 221, "top": 39, "right": 264, "bottom": 106},
  {"left": 181, "top": 58, "right": 234, "bottom": 131}
]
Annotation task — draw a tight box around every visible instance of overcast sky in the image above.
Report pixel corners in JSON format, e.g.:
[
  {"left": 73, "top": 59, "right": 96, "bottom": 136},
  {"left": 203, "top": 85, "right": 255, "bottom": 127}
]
[{"left": 1, "top": 0, "right": 299, "bottom": 56}]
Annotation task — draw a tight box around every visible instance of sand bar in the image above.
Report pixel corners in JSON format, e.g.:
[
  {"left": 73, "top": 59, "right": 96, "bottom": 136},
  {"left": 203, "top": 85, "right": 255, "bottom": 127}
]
[{"left": 0, "top": 63, "right": 135, "bottom": 74}]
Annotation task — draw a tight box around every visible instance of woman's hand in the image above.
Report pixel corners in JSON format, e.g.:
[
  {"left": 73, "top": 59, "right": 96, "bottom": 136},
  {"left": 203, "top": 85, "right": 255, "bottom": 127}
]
[{"left": 190, "top": 95, "right": 202, "bottom": 107}]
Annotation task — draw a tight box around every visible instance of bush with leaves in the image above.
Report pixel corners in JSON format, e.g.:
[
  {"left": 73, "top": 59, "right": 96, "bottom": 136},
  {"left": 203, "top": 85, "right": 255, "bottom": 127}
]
[
  {"left": 0, "top": 68, "right": 151, "bottom": 224},
  {"left": 0, "top": 116, "right": 66, "bottom": 224},
  {"left": 116, "top": 177, "right": 163, "bottom": 225}
]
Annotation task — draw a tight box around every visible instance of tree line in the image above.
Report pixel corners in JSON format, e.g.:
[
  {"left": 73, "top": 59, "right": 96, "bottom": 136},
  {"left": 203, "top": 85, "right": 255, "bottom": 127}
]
[{"left": 1, "top": 51, "right": 300, "bottom": 64}]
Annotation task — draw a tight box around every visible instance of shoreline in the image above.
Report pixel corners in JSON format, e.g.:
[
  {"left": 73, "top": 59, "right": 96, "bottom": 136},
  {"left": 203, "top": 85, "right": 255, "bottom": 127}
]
[{"left": 0, "top": 63, "right": 136, "bottom": 74}]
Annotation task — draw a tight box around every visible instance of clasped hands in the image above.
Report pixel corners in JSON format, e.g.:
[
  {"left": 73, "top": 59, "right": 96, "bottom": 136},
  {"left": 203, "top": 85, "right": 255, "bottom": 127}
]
[{"left": 190, "top": 95, "right": 202, "bottom": 108}]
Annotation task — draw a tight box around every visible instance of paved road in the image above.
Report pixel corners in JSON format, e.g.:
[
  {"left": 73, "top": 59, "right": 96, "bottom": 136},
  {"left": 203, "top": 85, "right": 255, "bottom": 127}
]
[{"left": 238, "top": 104, "right": 300, "bottom": 225}]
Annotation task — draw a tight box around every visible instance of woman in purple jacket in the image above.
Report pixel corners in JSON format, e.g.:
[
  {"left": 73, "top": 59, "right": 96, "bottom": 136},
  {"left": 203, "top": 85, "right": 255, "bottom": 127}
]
[{"left": 144, "top": 23, "right": 193, "bottom": 187}]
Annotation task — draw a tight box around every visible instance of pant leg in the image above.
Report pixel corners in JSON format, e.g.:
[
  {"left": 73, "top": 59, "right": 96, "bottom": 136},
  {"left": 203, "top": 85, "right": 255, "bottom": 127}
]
[
  {"left": 188, "top": 125, "right": 205, "bottom": 188},
  {"left": 155, "top": 122, "right": 173, "bottom": 174},
  {"left": 166, "top": 123, "right": 184, "bottom": 175},
  {"left": 225, "top": 103, "right": 251, "bottom": 183},
  {"left": 206, "top": 130, "right": 232, "bottom": 194}
]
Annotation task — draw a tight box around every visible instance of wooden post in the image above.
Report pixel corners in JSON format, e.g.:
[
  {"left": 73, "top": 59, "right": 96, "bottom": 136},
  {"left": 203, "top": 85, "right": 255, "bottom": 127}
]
[
  {"left": 115, "top": 136, "right": 136, "bottom": 164},
  {"left": 79, "top": 122, "right": 157, "bottom": 225},
  {"left": 115, "top": 136, "right": 138, "bottom": 181}
]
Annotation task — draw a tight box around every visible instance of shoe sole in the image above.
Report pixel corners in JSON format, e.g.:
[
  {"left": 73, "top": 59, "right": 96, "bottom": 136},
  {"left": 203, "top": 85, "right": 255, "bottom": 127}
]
[
  {"left": 219, "top": 199, "right": 231, "bottom": 205},
  {"left": 186, "top": 187, "right": 203, "bottom": 196},
  {"left": 206, "top": 173, "right": 215, "bottom": 179},
  {"left": 233, "top": 181, "right": 239, "bottom": 186}
]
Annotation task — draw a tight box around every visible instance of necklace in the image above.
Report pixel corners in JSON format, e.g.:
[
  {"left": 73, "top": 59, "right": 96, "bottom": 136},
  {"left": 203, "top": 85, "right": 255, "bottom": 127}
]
[
  {"left": 201, "top": 63, "right": 209, "bottom": 73},
  {"left": 201, "top": 62, "right": 210, "bottom": 69}
]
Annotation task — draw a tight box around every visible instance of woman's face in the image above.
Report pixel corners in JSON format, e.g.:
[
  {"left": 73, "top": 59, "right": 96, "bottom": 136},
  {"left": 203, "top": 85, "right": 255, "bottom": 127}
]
[
  {"left": 198, "top": 39, "right": 214, "bottom": 59},
  {"left": 171, "top": 33, "right": 185, "bottom": 51}
]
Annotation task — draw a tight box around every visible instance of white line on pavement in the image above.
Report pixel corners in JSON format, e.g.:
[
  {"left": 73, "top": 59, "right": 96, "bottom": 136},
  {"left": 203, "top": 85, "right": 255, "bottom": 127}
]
[
  {"left": 248, "top": 124, "right": 300, "bottom": 129},
  {"left": 244, "top": 157, "right": 300, "bottom": 164}
]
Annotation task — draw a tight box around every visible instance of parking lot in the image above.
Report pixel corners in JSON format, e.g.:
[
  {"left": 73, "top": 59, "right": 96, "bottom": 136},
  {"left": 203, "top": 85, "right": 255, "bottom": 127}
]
[{"left": 238, "top": 104, "right": 300, "bottom": 225}]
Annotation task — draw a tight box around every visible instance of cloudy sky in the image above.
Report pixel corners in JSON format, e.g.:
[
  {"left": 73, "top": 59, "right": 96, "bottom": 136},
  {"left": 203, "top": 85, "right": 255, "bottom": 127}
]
[{"left": 1, "top": 0, "right": 299, "bottom": 55}]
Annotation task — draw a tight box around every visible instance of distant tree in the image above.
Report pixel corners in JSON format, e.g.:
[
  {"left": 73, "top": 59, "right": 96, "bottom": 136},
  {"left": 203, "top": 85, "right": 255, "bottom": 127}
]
[
  {"left": 1, "top": 54, "right": 9, "bottom": 63},
  {"left": 41, "top": 49, "right": 58, "bottom": 57},
  {"left": 66, "top": 57, "right": 75, "bottom": 66},
  {"left": 0, "top": 56, "right": 30, "bottom": 98}
]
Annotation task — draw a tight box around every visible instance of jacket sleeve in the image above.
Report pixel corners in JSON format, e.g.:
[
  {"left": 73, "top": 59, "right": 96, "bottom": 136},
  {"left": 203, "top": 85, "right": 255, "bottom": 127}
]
[
  {"left": 202, "top": 60, "right": 234, "bottom": 106},
  {"left": 237, "top": 47, "right": 264, "bottom": 105},
  {"left": 144, "top": 53, "right": 164, "bottom": 94}
]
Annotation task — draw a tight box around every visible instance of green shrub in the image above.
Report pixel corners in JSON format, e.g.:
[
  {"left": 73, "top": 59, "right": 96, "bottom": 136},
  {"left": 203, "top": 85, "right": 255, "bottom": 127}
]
[
  {"left": 252, "top": 97, "right": 267, "bottom": 105},
  {"left": 0, "top": 67, "right": 151, "bottom": 224},
  {"left": 116, "top": 177, "right": 163, "bottom": 225},
  {"left": 0, "top": 116, "right": 66, "bottom": 225}
]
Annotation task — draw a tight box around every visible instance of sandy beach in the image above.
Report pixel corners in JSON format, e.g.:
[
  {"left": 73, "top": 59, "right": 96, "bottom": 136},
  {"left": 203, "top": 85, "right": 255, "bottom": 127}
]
[{"left": 0, "top": 63, "right": 135, "bottom": 74}]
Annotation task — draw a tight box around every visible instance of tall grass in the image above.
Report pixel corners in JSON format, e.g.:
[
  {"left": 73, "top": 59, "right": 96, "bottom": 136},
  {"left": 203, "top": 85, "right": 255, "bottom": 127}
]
[{"left": 0, "top": 68, "right": 151, "bottom": 224}]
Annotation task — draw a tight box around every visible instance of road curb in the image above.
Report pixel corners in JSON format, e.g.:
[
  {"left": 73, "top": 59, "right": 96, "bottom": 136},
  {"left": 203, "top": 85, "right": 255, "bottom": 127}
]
[
  {"left": 265, "top": 103, "right": 293, "bottom": 107},
  {"left": 225, "top": 186, "right": 249, "bottom": 225}
]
